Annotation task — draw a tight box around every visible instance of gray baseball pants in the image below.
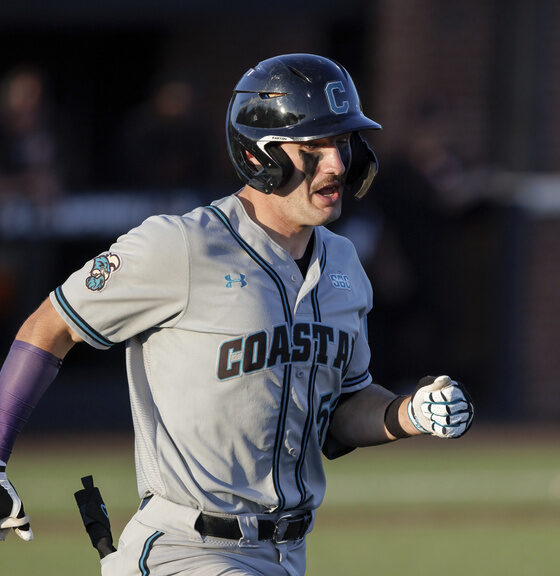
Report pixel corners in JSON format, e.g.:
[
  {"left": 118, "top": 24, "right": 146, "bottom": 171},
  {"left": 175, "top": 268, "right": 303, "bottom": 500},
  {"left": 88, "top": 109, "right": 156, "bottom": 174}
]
[{"left": 100, "top": 495, "right": 310, "bottom": 576}]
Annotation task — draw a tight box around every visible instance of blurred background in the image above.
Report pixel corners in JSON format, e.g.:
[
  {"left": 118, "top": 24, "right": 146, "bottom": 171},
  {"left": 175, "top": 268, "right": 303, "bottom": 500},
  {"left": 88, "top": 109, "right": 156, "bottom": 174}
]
[
  {"left": 1, "top": 2, "right": 560, "bottom": 575},
  {"left": 0, "top": 0, "right": 559, "bottom": 434}
]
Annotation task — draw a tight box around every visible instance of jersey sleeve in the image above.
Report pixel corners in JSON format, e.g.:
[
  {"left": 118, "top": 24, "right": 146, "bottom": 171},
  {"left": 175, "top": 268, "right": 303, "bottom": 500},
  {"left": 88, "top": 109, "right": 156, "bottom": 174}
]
[
  {"left": 339, "top": 254, "right": 373, "bottom": 394},
  {"left": 50, "top": 215, "right": 189, "bottom": 349},
  {"left": 340, "top": 313, "right": 372, "bottom": 394},
  {"left": 322, "top": 314, "right": 373, "bottom": 461},
  {"left": 323, "top": 265, "right": 373, "bottom": 460}
]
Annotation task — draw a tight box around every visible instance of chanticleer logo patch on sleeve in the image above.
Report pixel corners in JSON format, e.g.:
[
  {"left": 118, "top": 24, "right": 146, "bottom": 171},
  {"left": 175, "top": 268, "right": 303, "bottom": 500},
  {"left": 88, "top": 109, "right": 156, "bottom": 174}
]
[{"left": 86, "top": 253, "right": 121, "bottom": 291}]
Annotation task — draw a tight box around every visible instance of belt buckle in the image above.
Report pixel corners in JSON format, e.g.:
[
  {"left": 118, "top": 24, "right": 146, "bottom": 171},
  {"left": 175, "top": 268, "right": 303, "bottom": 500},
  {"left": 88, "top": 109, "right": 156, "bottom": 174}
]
[{"left": 273, "top": 514, "right": 293, "bottom": 544}]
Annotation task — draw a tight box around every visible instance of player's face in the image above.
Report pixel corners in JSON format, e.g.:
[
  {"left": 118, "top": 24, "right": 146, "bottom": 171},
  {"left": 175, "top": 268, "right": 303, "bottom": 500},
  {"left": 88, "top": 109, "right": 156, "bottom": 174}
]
[{"left": 274, "top": 134, "right": 351, "bottom": 228}]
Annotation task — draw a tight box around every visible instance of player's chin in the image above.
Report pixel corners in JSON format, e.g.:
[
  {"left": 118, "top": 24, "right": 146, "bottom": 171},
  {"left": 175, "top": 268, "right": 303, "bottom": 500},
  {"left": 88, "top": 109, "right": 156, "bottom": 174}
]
[
  {"left": 312, "top": 196, "right": 342, "bottom": 224},
  {"left": 312, "top": 205, "right": 342, "bottom": 227}
]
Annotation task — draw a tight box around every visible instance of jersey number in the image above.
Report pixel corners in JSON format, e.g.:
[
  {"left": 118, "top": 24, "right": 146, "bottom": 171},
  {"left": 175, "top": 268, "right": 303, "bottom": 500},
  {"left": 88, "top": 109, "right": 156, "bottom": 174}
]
[{"left": 317, "top": 393, "right": 334, "bottom": 445}]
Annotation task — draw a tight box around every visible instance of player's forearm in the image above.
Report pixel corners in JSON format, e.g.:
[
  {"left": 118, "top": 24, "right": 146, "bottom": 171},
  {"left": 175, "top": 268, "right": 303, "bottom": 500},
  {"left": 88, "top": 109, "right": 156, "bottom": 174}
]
[
  {"left": 328, "top": 384, "right": 420, "bottom": 447},
  {"left": 0, "top": 298, "right": 81, "bottom": 462},
  {"left": 0, "top": 341, "right": 61, "bottom": 461}
]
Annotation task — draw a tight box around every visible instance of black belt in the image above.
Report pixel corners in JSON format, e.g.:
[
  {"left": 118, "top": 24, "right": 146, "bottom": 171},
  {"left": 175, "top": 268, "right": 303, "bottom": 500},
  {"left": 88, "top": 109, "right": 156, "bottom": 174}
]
[{"left": 195, "top": 511, "right": 312, "bottom": 544}]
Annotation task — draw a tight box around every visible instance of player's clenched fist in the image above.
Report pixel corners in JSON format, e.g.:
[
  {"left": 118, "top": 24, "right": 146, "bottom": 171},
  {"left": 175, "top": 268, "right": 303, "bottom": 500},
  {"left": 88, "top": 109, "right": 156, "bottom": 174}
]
[
  {"left": 407, "top": 375, "right": 474, "bottom": 438},
  {"left": 0, "top": 461, "right": 33, "bottom": 541}
]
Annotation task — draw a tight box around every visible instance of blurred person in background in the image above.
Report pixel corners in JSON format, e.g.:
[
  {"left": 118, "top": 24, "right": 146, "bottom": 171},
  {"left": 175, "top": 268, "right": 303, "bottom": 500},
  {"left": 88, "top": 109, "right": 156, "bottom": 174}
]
[
  {"left": 0, "top": 65, "right": 66, "bottom": 352},
  {"left": 0, "top": 65, "right": 63, "bottom": 203},
  {"left": 365, "top": 96, "right": 495, "bottom": 398},
  {"left": 118, "top": 72, "right": 213, "bottom": 195}
]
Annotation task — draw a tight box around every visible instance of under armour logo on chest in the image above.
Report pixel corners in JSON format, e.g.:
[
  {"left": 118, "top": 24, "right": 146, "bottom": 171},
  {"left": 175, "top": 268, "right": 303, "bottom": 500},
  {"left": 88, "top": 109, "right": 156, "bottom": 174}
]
[{"left": 225, "top": 273, "right": 248, "bottom": 288}]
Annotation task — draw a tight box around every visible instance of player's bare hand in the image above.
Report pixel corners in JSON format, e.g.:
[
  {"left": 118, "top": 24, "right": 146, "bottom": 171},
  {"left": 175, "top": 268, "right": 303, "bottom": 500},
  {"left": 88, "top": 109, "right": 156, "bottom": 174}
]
[
  {"left": 0, "top": 461, "right": 33, "bottom": 541},
  {"left": 407, "top": 375, "right": 474, "bottom": 438}
]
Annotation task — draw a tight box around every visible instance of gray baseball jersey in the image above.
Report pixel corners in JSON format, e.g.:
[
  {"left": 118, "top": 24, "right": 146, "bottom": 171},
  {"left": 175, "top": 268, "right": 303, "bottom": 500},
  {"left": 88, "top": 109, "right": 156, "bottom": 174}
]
[{"left": 50, "top": 193, "right": 373, "bottom": 515}]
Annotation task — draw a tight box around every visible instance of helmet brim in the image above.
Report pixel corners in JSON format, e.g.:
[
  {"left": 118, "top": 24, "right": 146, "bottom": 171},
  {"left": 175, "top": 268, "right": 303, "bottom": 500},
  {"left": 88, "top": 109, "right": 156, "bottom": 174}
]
[{"left": 236, "top": 113, "right": 382, "bottom": 144}]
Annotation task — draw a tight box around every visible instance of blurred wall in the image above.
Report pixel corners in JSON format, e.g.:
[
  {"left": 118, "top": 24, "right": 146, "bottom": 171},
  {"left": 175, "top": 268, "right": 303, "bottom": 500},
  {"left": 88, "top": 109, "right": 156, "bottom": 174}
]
[{"left": 363, "top": 0, "right": 560, "bottom": 420}]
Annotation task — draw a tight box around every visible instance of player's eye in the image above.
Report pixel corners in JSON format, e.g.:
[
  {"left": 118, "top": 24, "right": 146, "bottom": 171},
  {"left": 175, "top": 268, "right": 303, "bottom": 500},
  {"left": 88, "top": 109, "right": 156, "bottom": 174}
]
[{"left": 302, "top": 142, "right": 318, "bottom": 151}]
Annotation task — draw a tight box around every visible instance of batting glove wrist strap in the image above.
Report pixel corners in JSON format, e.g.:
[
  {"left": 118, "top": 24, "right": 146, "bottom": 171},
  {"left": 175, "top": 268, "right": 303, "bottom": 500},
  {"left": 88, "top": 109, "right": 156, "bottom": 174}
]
[
  {"left": 384, "top": 395, "right": 410, "bottom": 439},
  {"left": 408, "top": 375, "right": 474, "bottom": 439},
  {"left": 75, "top": 475, "right": 116, "bottom": 559}
]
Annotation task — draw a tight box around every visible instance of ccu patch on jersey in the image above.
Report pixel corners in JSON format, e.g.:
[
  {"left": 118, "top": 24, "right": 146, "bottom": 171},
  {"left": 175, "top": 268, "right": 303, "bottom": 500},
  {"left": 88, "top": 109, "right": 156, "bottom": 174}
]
[
  {"left": 85, "top": 253, "right": 121, "bottom": 292},
  {"left": 328, "top": 273, "right": 351, "bottom": 290}
]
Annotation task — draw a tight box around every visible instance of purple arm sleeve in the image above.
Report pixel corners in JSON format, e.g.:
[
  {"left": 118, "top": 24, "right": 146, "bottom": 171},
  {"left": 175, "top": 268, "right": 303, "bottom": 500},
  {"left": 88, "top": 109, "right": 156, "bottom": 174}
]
[{"left": 0, "top": 340, "right": 62, "bottom": 462}]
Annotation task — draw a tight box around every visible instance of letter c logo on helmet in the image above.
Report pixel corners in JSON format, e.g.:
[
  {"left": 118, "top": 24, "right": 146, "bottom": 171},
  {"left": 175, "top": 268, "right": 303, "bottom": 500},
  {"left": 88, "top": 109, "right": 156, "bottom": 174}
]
[{"left": 325, "top": 81, "right": 349, "bottom": 115}]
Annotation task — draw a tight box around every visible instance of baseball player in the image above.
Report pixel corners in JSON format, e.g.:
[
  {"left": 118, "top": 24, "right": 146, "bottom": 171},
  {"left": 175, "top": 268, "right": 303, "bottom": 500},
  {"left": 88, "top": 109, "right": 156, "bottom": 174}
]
[{"left": 0, "top": 54, "right": 474, "bottom": 574}]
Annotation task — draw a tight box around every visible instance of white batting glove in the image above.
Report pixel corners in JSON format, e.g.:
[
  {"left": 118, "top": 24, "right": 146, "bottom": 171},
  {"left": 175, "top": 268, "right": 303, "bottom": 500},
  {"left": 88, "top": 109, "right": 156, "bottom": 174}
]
[
  {"left": 407, "top": 375, "right": 474, "bottom": 439},
  {"left": 0, "top": 461, "right": 33, "bottom": 541}
]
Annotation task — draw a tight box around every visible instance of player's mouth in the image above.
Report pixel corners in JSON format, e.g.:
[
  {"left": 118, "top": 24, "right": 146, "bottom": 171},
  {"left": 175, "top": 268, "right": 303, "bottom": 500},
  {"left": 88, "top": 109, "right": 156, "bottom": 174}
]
[{"left": 314, "top": 183, "right": 341, "bottom": 205}]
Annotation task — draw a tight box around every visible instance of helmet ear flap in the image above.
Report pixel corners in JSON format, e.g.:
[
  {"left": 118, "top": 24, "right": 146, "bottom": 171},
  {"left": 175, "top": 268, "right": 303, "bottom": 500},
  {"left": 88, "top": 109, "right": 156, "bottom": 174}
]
[
  {"left": 266, "top": 145, "right": 293, "bottom": 192},
  {"left": 245, "top": 143, "right": 294, "bottom": 194},
  {"left": 346, "top": 133, "right": 379, "bottom": 199}
]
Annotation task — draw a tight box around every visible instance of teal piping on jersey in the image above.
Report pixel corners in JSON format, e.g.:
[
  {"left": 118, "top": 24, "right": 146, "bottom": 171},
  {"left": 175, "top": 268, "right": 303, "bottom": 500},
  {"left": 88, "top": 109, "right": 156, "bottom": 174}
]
[
  {"left": 208, "top": 205, "right": 294, "bottom": 510},
  {"left": 207, "top": 205, "right": 293, "bottom": 327},
  {"left": 138, "top": 530, "right": 163, "bottom": 576},
  {"left": 272, "top": 364, "right": 292, "bottom": 510},
  {"left": 53, "top": 286, "right": 113, "bottom": 348},
  {"left": 295, "top": 247, "right": 327, "bottom": 506},
  {"left": 342, "top": 369, "right": 370, "bottom": 388},
  {"left": 295, "top": 355, "right": 319, "bottom": 506},
  {"left": 310, "top": 245, "right": 327, "bottom": 322}
]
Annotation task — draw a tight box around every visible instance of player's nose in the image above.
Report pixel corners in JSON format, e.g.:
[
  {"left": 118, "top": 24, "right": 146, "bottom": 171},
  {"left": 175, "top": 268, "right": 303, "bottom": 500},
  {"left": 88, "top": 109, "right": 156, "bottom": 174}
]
[{"left": 322, "top": 144, "right": 347, "bottom": 176}]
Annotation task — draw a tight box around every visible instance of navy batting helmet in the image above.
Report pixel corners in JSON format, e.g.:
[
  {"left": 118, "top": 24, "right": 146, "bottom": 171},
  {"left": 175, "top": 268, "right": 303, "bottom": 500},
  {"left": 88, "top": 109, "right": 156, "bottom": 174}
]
[{"left": 226, "top": 53, "right": 382, "bottom": 197}]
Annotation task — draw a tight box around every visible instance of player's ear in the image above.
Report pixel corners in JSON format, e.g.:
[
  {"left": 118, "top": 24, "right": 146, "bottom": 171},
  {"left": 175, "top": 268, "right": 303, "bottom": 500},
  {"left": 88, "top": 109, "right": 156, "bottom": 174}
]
[{"left": 244, "top": 150, "right": 262, "bottom": 171}]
